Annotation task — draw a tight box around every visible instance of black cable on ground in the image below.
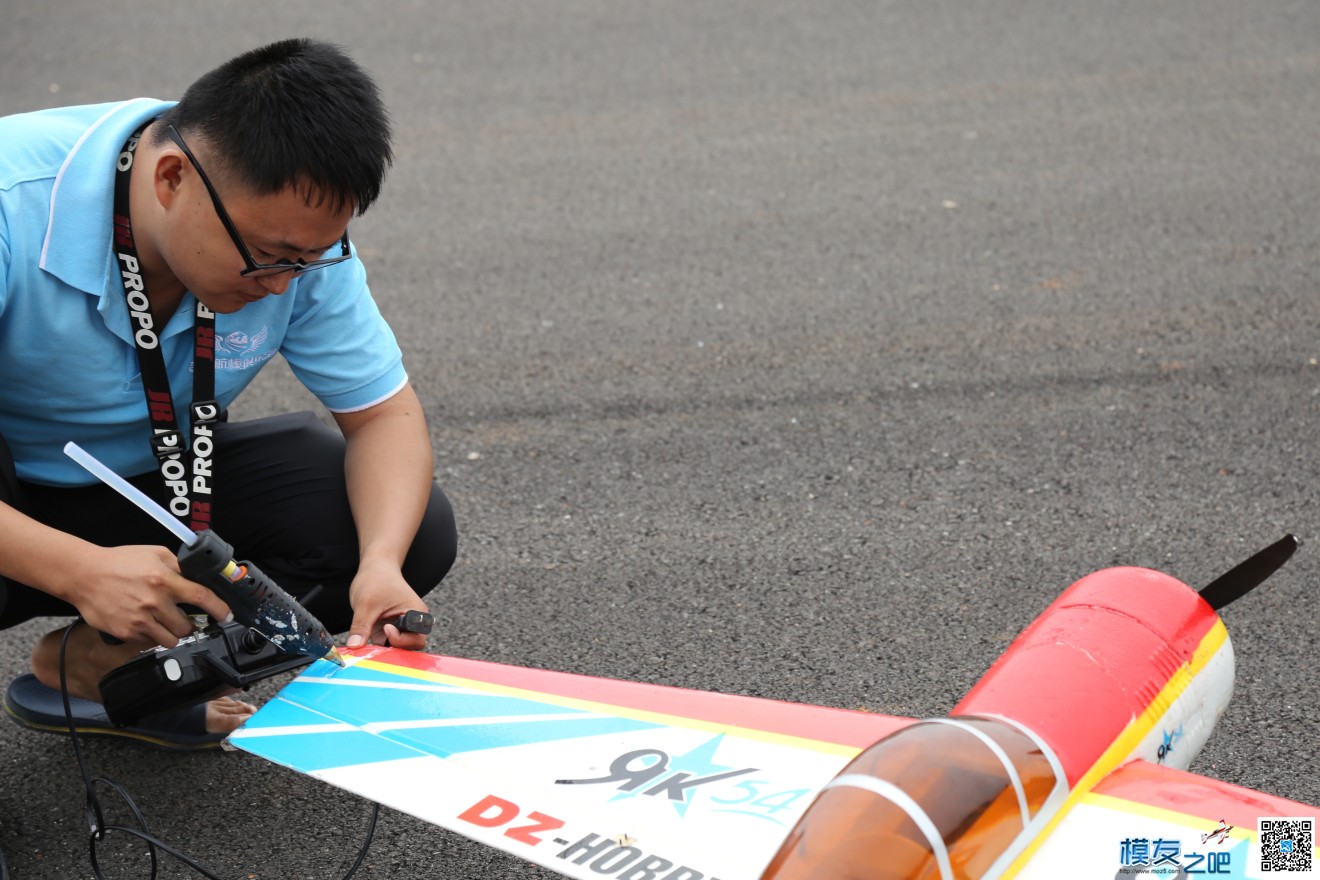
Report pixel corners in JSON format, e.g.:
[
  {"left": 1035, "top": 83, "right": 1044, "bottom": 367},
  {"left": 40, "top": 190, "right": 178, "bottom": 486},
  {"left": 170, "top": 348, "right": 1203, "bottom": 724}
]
[{"left": 57, "top": 622, "right": 379, "bottom": 880}]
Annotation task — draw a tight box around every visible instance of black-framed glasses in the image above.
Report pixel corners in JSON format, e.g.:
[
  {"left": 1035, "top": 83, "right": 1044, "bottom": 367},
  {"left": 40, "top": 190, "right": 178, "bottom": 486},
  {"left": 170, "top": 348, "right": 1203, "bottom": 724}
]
[{"left": 165, "top": 125, "right": 352, "bottom": 278}]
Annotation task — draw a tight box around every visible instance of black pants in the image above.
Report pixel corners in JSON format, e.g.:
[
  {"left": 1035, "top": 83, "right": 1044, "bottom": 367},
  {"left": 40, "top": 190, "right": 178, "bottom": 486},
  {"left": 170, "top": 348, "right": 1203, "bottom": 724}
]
[{"left": 0, "top": 412, "right": 457, "bottom": 634}]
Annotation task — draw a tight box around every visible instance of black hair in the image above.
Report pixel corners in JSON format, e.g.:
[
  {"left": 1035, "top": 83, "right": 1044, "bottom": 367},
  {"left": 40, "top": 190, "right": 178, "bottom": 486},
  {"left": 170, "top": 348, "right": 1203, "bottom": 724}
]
[{"left": 154, "top": 38, "right": 392, "bottom": 215}]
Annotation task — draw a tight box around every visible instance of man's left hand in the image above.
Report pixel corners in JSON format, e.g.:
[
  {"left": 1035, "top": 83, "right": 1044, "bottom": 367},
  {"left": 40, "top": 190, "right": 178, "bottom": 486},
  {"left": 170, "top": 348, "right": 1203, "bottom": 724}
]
[{"left": 345, "top": 560, "right": 431, "bottom": 651}]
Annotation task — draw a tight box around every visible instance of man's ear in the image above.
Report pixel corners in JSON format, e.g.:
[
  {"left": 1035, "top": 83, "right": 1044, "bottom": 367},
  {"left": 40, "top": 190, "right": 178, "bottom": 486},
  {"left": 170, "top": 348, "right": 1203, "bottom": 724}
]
[{"left": 152, "top": 150, "right": 188, "bottom": 210}]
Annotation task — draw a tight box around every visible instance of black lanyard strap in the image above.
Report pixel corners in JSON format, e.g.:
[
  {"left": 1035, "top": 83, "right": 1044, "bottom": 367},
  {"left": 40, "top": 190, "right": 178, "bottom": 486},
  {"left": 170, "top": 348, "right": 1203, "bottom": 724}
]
[{"left": 112, "top": 122, "right": 218, "bottom": 532}]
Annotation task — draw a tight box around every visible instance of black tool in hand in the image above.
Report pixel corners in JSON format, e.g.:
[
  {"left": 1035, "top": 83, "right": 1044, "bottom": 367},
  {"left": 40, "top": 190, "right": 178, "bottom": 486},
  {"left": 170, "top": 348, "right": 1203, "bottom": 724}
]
[
  {"left": 64, "top": 442, "right": 344, "bottom": 726},
  {"left": 97, "top": 531, "right": 345, "bottom": 727},
  {"left": 386, "top": 610, "right": 434, "bottom": 635},
  {"left": 177, "top": 530, "right": 343, "bottom": 666},
  {"left": 65, "top": 441, "right": 341, "bottom": 666}
]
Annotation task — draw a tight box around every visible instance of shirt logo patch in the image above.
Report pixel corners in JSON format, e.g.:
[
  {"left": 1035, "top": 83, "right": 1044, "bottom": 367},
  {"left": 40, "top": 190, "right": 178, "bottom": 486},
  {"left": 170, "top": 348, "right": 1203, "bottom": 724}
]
[{"left": 216, "top": 326, "right": 274, "bottom": 370}]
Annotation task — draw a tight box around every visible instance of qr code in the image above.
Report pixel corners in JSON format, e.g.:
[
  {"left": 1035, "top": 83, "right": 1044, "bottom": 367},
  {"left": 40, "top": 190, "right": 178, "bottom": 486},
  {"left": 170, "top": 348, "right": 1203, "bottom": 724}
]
[{"left": 1261, "top": 817, "right": 1314, "bottom": 873}]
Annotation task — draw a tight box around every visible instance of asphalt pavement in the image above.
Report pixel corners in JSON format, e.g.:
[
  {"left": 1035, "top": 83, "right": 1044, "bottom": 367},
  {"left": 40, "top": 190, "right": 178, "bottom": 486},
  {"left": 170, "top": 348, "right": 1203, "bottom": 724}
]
[{"left": 1, "top": 1, "right": 1317, "bottom": 877}]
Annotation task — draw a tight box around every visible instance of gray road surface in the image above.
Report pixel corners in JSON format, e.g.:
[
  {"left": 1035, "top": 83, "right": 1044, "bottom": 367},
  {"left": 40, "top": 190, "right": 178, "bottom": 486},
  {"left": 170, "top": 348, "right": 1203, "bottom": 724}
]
[{"left": 1, "top": 1, "right": 1317, "bottom": 877}]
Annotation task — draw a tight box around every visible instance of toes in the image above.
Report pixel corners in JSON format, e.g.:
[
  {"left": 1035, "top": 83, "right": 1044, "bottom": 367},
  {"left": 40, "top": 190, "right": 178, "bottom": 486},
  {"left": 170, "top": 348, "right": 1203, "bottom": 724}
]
[
  {"left": 205, "top": 697, "right": 257, "bottom": 733},
  {"left": 214, "top": 695, "right": 255, "bottom": 712}
]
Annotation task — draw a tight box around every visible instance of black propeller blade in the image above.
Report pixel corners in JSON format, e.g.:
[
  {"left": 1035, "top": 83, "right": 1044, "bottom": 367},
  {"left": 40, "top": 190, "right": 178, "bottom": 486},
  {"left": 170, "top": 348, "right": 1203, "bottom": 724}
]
[{"left": 1198, "top": 534, "right": 1299, "bottom": 611}]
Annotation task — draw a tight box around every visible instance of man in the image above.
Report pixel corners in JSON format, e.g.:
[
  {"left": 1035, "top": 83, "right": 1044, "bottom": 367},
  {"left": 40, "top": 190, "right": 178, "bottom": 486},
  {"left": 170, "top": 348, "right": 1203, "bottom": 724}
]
[{"left": 0, "top": 39, "right": 457, "bottom": 747}]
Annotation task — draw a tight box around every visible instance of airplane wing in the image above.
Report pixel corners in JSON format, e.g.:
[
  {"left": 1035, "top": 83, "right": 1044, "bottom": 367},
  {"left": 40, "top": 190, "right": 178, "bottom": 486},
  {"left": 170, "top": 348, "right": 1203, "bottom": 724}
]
[
  {"left": 1011, "top": 759, "right": 1318, "bottom": 879},
  {"left": 230, "top": 643, "right": 1318, "bottom": 880},
  {"left": 227, "top": 645, "right": 911, "bottom": 880}
]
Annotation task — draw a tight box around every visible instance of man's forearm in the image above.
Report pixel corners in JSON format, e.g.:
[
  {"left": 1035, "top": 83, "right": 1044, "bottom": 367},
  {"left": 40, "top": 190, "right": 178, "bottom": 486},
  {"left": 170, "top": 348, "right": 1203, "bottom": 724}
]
[
  {"left": 0, "top": 500, "right": 96, "bottom": 603},
  {"left": 336, "top": 384, "right": 435, "bottom": 570}
]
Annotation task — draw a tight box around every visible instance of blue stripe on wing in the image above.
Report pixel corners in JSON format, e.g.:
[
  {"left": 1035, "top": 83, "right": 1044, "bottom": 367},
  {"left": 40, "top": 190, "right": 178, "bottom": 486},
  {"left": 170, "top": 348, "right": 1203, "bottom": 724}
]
[
  {"left": 281, "top": 676, "right": 573, "bottom": 726},
  {"left": 235, "top": 721, "right": 428, "bottom": 771},
  {"left": 238, "top": 695, "right": 343, "bottom": 730},
  {"left": 233, "top": 660, "right": 663, "bottom": 773}
]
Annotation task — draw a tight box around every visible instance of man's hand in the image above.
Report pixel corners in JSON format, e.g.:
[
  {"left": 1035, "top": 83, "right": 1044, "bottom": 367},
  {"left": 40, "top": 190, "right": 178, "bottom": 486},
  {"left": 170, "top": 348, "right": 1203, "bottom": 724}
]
[
  {"left": 67, "top": 544, "right": 233, "bottom": 648},
  {"left": 345, "top": 557, "right": 431, "bottom": 651},
  {"left": 0, "top": 501, "right": 230, "bottom": 649}
]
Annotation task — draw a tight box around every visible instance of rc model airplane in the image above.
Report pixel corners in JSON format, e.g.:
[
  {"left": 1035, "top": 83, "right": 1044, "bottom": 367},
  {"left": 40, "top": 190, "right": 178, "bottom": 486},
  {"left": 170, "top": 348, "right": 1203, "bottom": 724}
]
[{"left": 229, "top": 536, "right": 1318, "bottom": 879}]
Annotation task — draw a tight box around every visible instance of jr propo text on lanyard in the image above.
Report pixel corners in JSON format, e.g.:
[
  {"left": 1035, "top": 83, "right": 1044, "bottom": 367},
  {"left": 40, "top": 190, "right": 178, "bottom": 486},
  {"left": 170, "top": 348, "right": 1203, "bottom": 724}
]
[{"left": 112, "top": 121, "right": 219, "bottom": 532}]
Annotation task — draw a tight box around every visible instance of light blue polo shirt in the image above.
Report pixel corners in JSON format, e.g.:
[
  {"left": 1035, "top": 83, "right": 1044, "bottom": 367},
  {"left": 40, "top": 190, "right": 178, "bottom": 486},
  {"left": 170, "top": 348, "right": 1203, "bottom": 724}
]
[{"left": 0, "top": 99, "right": 408, "bottom": 486}]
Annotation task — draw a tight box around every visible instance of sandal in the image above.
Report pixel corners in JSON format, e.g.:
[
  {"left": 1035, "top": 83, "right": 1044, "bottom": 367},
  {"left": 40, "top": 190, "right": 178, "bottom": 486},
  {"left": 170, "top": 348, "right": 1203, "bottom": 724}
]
[{"left": 4, "top": 673, "right": 224, "bottom": 751}]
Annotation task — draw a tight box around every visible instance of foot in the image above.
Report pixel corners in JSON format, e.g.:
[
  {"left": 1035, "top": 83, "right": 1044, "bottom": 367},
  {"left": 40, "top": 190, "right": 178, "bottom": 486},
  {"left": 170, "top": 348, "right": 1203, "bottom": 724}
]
[
  {"left": 204, "top": 694, "right": 257, "bottom": 734},
  {"left": 31, "top": 624, "right": 255, "bottom": 735}
]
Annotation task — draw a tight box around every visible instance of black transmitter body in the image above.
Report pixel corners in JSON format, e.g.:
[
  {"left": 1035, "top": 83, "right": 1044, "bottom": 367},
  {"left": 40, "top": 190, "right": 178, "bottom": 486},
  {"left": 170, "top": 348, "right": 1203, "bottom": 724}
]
[{"left": 98, "top": 619, "right": 314, "bottom": 726}]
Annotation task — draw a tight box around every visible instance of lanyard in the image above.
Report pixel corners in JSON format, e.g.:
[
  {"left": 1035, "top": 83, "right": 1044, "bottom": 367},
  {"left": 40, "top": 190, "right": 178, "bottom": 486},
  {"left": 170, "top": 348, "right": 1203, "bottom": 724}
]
[{"left": 112, "top": 122, "right": 218, "bottom": 532}]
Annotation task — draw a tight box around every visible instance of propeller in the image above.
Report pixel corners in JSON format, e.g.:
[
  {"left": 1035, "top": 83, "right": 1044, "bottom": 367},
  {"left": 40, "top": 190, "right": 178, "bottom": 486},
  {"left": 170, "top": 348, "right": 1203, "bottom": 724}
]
[{"left": 1198, "top": 533, "right": 1299, "bottom": 611}]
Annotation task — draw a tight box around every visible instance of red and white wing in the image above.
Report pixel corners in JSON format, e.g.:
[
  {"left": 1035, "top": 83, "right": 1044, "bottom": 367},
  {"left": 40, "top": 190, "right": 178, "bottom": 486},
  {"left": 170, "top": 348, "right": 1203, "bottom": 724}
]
[{"left": 228, "top": 646, "right": 911, "bottom": 880}]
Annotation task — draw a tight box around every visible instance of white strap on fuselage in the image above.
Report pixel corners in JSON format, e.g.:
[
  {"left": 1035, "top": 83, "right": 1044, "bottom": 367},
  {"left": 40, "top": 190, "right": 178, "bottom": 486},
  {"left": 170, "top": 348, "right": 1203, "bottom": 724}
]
[{"left": 821, "top": 773, "right": 955, "bottom": 880}]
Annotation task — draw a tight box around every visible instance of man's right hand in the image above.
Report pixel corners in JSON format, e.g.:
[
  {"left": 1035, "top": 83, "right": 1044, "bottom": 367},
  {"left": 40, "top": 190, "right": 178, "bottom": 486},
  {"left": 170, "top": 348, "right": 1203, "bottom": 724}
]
[
  {"left": 67, "top": 544, "right": 233, "bottom": 648},
  {"left": 0, "top": 501, "right": 230, "bottom": 648}
]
